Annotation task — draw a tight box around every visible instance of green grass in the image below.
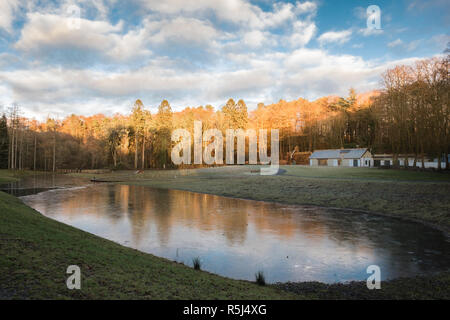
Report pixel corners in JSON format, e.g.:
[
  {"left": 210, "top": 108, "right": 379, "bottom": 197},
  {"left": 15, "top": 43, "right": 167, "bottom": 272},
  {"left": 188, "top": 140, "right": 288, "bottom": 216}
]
[
  {"left": 0, "top": 169, "right": 46, "bottom": 184},
  {"left": 275, "top": 273, "right": 450, "bottom": 299},
  {"left": 280, "top": 165, "right": 450, "bottom": 182},
  {"left": 0, "top": 190, "right": 299, "bottom": 299},
  {"left": 2, "top": 167, "right": 450, "bottom": 299}
]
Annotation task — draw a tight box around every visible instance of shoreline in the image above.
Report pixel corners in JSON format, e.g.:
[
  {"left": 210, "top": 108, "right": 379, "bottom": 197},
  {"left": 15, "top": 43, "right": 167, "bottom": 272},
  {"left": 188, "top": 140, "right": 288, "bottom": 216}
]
[
  {"left": 17, "top": 178, "right": 450, "bottom": 281},
  {"left": 2, "top": 169, "right": 450, "bottom": 299},
  {"left": 10, "top": 187, "right": 450, "bottom": 299},
  {"left": 13, "top": 188, "right": 450, "bottom": 281}
]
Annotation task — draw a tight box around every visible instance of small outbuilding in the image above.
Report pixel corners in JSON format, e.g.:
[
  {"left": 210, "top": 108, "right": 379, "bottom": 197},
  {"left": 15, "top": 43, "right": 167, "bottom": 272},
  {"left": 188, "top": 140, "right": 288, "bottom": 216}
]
[{"left": 309, "top": 148, "right": 373, "bottom": 167}]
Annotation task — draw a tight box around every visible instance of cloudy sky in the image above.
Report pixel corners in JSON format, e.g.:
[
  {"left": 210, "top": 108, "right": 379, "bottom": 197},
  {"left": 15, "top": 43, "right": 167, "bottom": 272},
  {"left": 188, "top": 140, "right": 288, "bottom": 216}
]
[{"left": 0, "top": 0, "right": 448, "bottom": 119}]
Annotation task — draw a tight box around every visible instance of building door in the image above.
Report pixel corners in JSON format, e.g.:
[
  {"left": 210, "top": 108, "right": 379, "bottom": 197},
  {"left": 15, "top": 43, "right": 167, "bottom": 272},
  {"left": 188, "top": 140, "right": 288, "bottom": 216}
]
[{"left": 353, "top": 159, "right": 358, "bottom": 167}]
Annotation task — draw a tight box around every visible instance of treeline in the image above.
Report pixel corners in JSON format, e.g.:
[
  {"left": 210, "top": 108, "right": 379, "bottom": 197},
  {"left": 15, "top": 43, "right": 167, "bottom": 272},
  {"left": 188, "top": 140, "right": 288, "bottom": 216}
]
[
  {"left": 374, "top": 57, "right": 449, "bottom": 169},
  {"left": 0, "top": 56, "right": 448, "bottom": 171}
]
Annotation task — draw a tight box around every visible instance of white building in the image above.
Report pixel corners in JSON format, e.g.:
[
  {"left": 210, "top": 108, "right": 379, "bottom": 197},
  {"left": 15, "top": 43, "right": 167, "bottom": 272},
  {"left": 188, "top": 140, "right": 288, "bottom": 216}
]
[
  {"left": 309, "top": 148, "right": 373, "bottom": 167},
  {"left": 373, "top": 154, "right": 448, "bottom": 168}
]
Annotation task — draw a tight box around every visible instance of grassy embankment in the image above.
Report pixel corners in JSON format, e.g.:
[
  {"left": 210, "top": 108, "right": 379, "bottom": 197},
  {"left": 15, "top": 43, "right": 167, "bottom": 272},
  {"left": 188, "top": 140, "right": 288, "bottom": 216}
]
[
  {"left": 0, "top": 169, "right": 299, "bottom": 299},
  {"left": 72, "top": 165, "right": 450, "bottom": 231},
  {"left": 1, "top": 167, "right": 450, "bottom": 299}
]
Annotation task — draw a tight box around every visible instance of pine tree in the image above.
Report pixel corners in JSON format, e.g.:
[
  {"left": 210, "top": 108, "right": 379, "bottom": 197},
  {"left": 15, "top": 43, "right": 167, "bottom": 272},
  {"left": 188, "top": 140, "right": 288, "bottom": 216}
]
[{"left": 0, "top": 115, "right": 9, "bottom": 168}]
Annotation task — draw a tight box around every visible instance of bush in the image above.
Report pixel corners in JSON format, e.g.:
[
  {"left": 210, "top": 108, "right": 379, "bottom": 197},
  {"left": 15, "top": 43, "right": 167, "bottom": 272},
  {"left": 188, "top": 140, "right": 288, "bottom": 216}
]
[
  {"left": 192, "top": 257, "right": 201, "bottom": 270},
  {"left": 255, "top": 271, "right": 265, "bottom": 286}
]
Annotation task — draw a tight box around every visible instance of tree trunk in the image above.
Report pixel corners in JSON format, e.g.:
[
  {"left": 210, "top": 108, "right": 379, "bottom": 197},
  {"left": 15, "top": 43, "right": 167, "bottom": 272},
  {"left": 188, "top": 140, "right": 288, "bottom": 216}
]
[
  {"left": 11, "top": 128, "right": 15, "bottom": 169},
  {"left": 52, "top": 132, "right": 56, "bottom": 172},
  {"left": 33, "top": 134, "right": 37, "bottom": 171},
  {"left": 141, "top": 135, "right": 145, "bottom": 170},
  {"left": 8, "top": 129, "right": 11, "bottom": 169},
  {"left": 134, "top": 136, "right": 138, "bottom": 169},
  {"left": 421, "top": 154, "right": 425, "bottom": 169},
  {"left": 19, "top": 130, "right": 23, "bottom": 170},
  {"left": 446, "top": 152, "right": 449, "bottom": 170}
]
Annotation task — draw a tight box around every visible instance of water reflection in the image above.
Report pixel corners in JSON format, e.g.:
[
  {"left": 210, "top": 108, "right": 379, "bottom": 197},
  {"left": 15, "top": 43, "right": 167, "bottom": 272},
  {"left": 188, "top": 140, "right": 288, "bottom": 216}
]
[{"left": 9, "top": 176, "right": 450, "bottom": 283}]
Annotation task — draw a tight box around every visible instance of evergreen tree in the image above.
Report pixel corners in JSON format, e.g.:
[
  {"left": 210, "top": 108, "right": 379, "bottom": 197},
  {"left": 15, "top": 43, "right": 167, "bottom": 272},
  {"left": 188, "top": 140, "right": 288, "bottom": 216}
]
[{"left": 0, "top": 115, "right": 8, "bottom": 168}]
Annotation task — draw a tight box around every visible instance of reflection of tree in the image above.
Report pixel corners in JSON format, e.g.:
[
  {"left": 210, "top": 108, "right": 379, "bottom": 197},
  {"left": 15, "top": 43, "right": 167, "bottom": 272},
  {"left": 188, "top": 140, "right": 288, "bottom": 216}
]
[
  {"left": 24, "top": 178, "right": 450, "bottom": 279},
  {"left": 127, "top": 185, "right": 155, "bottom": 247}
]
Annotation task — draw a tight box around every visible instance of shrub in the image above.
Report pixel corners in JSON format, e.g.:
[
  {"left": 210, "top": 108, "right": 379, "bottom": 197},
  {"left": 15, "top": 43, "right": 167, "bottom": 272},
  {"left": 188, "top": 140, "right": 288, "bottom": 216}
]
[
  {"left": 192, "top": 257, "right": 201, "bottom": 270},
  {"left": 255, "top": 271, "right": 265, "bottom": 286}
]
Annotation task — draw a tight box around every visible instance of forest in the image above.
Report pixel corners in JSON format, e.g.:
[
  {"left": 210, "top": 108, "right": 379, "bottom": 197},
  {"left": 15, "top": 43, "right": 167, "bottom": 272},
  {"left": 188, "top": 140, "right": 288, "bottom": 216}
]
[{"left": 0, "top": 56, "right": 448, "bottom": 171}]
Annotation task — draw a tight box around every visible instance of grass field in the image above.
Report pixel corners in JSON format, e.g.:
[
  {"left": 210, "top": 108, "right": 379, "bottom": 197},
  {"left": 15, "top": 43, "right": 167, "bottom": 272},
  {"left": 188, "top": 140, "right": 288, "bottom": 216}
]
[
  {"left": 0, "top": 170, "right": 45, "bottom": 184},
  {"left": 1, "top": 167, "right": 450, "bottom": 299},
  {"left": 0, "top": 182, "right": 298, "bottom": 299}
]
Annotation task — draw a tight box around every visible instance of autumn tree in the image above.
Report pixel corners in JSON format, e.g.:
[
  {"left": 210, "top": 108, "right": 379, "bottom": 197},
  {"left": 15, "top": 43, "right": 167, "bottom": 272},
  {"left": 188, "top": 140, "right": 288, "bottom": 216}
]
[
  {"left": 130, "top": 99, "right": 145, "bottom": 169},
  {"left": 154, "top": 100, "right": 173, "bottom": 168},
  {"left": 107, "top": 125, "right": 126, "bottom": 168}
]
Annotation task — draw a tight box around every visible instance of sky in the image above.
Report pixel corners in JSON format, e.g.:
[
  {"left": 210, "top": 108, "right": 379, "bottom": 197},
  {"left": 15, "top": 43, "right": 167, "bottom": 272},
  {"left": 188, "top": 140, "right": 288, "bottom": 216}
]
[{"left": 0, "top": 0, "right": 448, "bottom": 120}]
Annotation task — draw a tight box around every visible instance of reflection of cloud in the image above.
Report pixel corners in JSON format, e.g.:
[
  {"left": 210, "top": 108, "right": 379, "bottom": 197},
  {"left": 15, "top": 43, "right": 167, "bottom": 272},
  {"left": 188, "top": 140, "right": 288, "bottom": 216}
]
[{"left": 24, "top": 182, "right": 448, "bottom": 283}]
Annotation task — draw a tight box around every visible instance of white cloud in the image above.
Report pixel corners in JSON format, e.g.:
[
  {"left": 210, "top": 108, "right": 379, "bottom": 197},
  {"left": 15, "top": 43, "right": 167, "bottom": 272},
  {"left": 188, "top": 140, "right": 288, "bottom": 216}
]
[
  {"left": 431, "top": 34, "right": 450, "bottom": 51},
  {"left": 387, "top": 38, "right": 424, "bottom": 52},
  {"left": 289, "top": 20, "right": 317, "bottom": 47},
  {"left": 0, "top": 0, "right": 20, "bottom": 33},
  {"left": 359, "top": 28, "right": 383, "bottom": 36},
  {"left": 0, "top": 0, "right": 445, "bottom": 120},
  {"left": 406, "top": 39, "right": 422, "bottom": 52},
  {"left": 0, "top": 46, "right": 426, "bottom": 120},
  {"left": 136, "top": 0, "right": 317, "bottom": 30},
  {"left": 145, "top": 17, "right": 222, "bottom": 45},
  {"left": 318, "top": 30, "right": 352, "bottom": 45},
  {"left": 279, "top": 49, "right": 421, "bottom": 100},
  {"left": 388, "top": 39, "right": 403, "bottom": 48},
  {"left": 242, "top": 30, "right": 269, "bottom": 48},
  {"left": 353, "top": 6, "right": 366, "bottom": 20},
  {"left": 408, "top": 0, "right": 449, "bottom": 11},
  {"left": 14, "top": 12, "right": 151, "bottom": 62}
]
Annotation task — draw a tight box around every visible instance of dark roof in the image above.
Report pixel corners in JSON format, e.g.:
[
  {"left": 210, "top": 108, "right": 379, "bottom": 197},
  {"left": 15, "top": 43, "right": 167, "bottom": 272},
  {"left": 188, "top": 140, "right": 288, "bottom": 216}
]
[{"left": 310, "top": 148, "right": 368, "bottom": 159}]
